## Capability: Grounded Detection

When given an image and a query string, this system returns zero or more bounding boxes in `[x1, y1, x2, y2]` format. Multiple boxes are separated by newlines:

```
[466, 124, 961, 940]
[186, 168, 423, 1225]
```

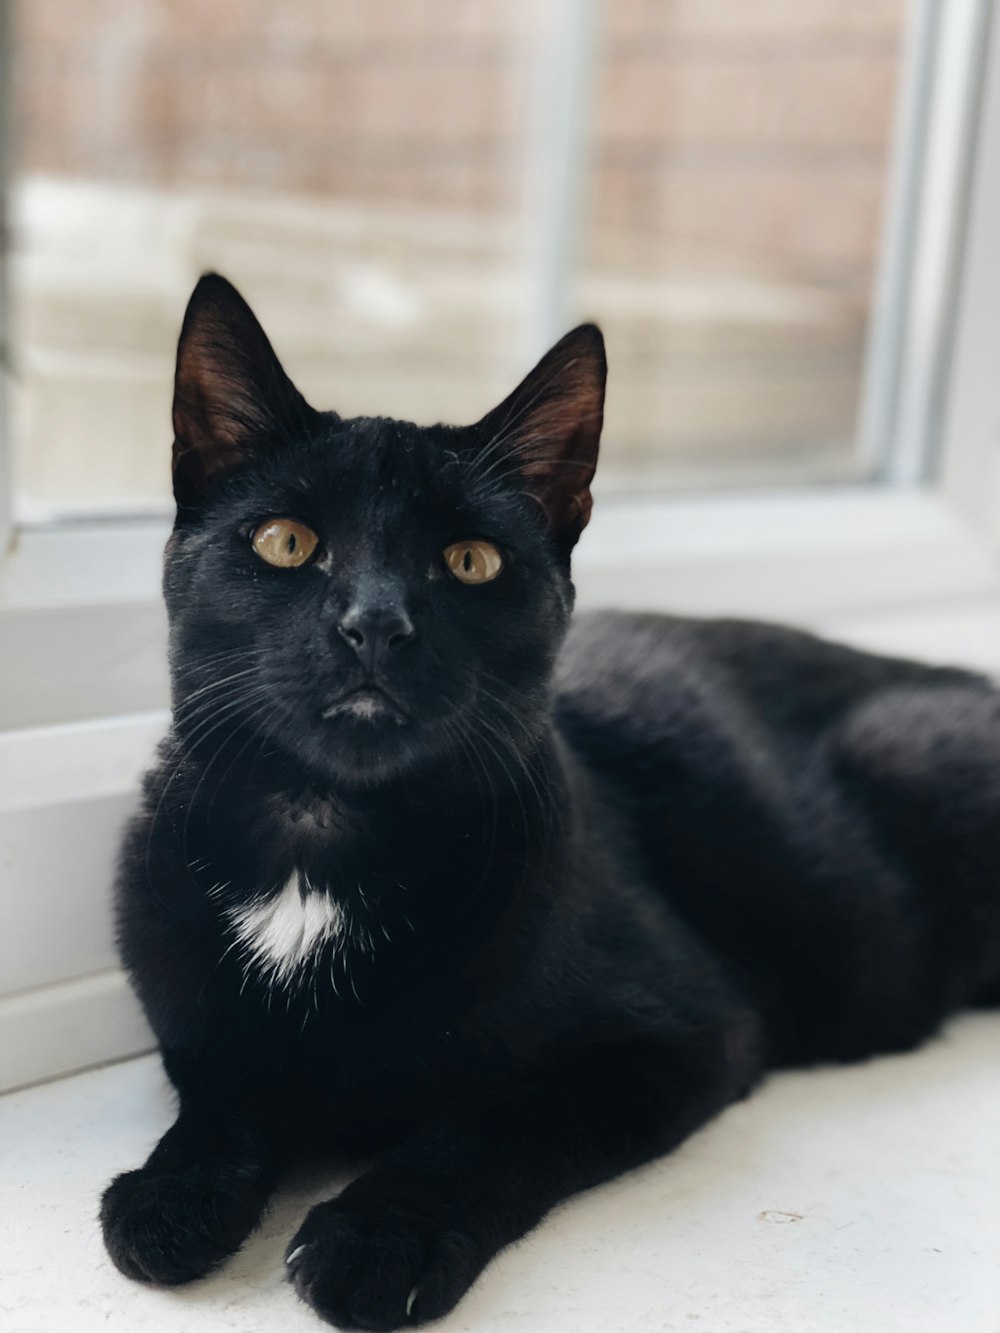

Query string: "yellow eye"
[443, 540, 504, 585]
[251, 518, 319, 568]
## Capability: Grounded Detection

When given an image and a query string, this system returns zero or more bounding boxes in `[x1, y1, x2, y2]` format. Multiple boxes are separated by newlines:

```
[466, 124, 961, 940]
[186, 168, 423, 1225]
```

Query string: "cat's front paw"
[286, 1187, 486, 1330]
[100, 1164, 266, 1285]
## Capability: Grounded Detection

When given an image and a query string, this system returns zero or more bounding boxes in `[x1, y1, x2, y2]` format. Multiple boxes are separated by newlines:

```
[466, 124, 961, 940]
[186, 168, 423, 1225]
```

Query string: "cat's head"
[164, 274, 605, 791]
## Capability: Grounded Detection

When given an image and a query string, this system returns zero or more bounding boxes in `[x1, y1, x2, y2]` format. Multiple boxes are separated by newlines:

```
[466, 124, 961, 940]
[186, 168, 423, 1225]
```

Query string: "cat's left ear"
[471, 325, 606, 555]
[171, 273, 320, 510]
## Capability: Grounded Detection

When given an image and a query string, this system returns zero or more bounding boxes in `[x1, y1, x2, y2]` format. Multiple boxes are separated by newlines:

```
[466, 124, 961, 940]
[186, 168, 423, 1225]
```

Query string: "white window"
[3, 0, 1000, 1089]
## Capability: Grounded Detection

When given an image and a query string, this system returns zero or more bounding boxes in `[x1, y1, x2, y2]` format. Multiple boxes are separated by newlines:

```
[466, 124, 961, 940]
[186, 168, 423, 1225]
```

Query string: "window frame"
[4, 0, 1000, 1092]
[3, 1, 998, 609]
[0, 0, 12, 559]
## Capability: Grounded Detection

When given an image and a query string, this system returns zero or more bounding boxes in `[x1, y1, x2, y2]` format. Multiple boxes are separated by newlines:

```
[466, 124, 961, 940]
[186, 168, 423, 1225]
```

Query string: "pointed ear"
[171, 274, 320, 509]
[472, 325, 606, 555]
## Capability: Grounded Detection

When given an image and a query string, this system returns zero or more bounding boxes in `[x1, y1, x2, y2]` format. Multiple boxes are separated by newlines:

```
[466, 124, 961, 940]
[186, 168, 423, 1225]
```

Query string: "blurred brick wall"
[10, 0, 910, 505]
[595, 0, 905, 289]
[14, 0, 906, 287]
[14, 1, 529, 215]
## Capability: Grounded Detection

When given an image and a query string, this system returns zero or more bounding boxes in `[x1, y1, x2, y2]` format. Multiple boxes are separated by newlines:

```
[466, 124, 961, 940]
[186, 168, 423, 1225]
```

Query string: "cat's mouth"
[320, 686, 409, 727]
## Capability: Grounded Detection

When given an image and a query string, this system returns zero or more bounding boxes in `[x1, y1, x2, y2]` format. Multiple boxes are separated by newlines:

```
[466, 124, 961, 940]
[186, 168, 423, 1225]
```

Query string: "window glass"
[581, 0, 908, 490]
[9, 0, 908, 517]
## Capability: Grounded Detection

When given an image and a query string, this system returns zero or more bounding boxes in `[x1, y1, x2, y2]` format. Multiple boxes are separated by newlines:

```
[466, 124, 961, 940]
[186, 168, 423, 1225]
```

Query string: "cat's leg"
[286, 1031, 756, 1330]
[101, 1098, 277, 1285]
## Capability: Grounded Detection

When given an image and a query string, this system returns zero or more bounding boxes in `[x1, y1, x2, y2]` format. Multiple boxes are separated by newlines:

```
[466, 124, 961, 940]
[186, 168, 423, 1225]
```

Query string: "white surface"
[2, 1015, 999, 1333]
[0, 971, 151, 1095]
[5, 489, 999, 621]
[0, 714, 165, 1012]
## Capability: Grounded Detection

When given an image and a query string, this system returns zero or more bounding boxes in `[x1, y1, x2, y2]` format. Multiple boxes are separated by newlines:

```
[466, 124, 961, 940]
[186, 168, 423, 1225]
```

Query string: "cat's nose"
[338, 603, 416, 670]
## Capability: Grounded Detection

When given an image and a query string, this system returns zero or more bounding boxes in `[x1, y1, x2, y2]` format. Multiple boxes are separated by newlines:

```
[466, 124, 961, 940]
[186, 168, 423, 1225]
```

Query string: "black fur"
[101, 275, 1000, 1330]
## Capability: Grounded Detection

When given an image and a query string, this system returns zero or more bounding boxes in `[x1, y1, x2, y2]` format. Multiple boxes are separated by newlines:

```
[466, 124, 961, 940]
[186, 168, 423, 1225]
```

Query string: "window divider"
[859, 0, 993, 487]
[0, 0, 13, 558]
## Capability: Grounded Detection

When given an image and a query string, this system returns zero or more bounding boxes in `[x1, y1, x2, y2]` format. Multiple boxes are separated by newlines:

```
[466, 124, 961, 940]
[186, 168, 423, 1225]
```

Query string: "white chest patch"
[227, 872, 344, 986]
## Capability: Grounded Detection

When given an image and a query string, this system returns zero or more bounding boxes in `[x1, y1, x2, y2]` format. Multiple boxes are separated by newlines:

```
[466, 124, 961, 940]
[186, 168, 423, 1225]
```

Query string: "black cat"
[101, 274, 1000, 1330]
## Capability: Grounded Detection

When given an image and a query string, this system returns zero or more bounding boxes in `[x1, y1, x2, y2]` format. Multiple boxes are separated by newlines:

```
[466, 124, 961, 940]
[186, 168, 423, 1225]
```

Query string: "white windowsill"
[2, 1014, 999, 1332]
[3, 484, 999, 622]
[4, 482, 999, 744]
[3, 480, 1000, 1093]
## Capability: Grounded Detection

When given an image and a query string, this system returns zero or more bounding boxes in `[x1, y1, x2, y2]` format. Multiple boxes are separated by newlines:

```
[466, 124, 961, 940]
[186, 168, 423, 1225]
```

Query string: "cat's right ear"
[171, 274, 320, 510]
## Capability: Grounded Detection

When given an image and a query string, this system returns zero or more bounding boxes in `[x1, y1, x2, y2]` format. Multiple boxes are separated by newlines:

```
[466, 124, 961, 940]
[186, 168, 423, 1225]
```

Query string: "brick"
[662, 0, 906, 39]
[597, 52, 900, 150]
[630, 163, 888, 276]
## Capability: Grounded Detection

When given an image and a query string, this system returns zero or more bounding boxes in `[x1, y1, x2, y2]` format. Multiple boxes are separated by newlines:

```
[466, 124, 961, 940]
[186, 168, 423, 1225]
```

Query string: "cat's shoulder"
[556, 609, 830, 691]
[553, 608, 985, 737]
[557, 607, 979, 688]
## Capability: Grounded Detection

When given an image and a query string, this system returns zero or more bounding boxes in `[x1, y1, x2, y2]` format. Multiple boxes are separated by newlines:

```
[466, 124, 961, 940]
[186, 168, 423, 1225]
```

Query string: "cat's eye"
[443, 540, 504, 585]
[251, 518, 319, 569]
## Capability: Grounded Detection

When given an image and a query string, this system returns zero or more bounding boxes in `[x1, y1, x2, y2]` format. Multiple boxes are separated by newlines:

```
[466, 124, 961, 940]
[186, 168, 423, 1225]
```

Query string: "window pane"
[9, 0, 909, 518]
[581, 0, 909, 490]
[9, 0, 543, 518]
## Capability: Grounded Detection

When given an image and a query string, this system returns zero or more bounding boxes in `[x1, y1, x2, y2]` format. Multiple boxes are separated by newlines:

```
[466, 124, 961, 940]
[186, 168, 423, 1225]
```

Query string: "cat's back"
[555, 610, 1000, 1060]
[552, 607, 992, 880]
[554, 608, 978, 770]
